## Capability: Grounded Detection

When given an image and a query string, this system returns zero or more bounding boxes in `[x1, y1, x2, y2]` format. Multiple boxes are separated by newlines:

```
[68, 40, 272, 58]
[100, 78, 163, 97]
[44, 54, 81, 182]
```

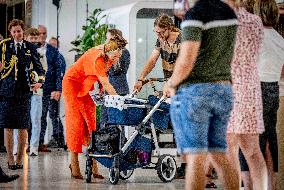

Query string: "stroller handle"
[129, 89, 138, 98]
[126, 89, 148, 104]
[141, 95, 167, 124]
[142, 78, 167, 85]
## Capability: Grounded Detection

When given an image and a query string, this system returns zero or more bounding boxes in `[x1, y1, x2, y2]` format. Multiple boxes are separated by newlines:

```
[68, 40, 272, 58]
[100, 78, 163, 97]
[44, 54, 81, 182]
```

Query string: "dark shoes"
[8, 163, 23, 170]
[0, 167, 20, 183]
[38, 145, 51, 152]
[7, 163, 17, 170]
[205, 182, 217, 188]
[176, 166, 185, 179]
[15, 164, 23, 169]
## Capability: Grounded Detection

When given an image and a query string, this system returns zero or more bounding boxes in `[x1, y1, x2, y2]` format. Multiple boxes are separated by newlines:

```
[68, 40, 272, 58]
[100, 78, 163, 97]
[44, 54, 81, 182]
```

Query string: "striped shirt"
[180, 0, 238, 85]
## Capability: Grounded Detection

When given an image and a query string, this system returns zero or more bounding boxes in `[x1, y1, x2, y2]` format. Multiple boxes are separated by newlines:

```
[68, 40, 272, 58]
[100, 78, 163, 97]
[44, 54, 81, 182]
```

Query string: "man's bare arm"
[138, 49, 160, 80]
[167, 41, 201, 87]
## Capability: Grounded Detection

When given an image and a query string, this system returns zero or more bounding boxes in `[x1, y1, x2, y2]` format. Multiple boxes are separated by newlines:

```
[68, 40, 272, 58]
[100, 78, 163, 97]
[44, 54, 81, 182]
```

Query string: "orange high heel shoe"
[93, 173, 104, 179]
[69, 164, 83, 179]
[92, 161, 104, 179]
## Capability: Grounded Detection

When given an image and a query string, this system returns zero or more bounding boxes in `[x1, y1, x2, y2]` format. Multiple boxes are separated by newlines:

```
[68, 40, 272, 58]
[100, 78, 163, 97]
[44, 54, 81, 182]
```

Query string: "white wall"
[31, 0, 176, 68]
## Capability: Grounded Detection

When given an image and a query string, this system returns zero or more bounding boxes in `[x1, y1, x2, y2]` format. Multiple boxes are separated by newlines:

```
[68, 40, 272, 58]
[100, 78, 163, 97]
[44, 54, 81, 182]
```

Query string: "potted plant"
[70, 8, 109, 61]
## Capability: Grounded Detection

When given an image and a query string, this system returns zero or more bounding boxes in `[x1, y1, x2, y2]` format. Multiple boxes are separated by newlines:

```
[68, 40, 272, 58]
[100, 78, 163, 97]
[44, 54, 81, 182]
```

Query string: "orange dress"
[62, 48, 113, 153]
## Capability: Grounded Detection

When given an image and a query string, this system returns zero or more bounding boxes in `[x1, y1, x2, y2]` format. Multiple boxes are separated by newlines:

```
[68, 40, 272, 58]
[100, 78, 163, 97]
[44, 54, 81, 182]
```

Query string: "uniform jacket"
[0, 38, 45, 98]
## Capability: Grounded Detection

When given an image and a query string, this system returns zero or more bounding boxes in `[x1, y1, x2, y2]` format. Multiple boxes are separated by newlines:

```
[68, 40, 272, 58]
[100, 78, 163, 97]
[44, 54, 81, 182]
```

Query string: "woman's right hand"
[134, 80, 143, 92]
[98, 76, 117, 95]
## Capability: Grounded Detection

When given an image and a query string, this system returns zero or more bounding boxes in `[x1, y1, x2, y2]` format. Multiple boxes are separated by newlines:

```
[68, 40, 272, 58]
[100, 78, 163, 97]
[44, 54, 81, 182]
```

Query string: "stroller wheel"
[86, 167, 92, 183]
[157, 154, 177, 182]
[85, 155, 93, 183]
[109, 167, 119, 184]
[119, 169, 134, 180]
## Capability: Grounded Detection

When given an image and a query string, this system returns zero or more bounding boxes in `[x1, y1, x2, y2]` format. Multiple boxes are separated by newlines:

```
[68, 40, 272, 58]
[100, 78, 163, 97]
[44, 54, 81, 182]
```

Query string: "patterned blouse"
[227, 7, 265, 134]
[155, 33, 181, 79]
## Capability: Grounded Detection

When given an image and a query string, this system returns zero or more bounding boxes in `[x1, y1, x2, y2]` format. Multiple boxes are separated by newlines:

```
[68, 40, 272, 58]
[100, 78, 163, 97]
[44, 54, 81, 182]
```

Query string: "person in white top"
[25, 28, 44, 156]
[240, 1, 284, 190]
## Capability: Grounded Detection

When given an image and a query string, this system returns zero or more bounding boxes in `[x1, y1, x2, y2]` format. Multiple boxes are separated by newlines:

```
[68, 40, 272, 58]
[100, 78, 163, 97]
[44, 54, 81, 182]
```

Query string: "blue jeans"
[170, 83, 233, 154]
[30, 95, 42, 148]
[39, 95, 64, 146]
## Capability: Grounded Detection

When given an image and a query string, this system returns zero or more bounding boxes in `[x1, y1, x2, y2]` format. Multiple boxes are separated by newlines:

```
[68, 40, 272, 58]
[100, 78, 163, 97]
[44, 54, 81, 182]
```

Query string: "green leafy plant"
[70, 8, 109, 54]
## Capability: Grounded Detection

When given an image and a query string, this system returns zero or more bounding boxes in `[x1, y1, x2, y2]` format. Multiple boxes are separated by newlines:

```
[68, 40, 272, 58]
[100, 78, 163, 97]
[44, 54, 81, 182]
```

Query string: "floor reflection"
[0, 150, 187, 189]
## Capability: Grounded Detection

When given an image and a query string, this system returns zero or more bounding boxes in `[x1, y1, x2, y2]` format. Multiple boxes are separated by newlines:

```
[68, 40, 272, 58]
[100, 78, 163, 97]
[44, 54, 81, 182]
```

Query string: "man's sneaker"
[29, 146, 38, 156]
[29, 152, 38, 156]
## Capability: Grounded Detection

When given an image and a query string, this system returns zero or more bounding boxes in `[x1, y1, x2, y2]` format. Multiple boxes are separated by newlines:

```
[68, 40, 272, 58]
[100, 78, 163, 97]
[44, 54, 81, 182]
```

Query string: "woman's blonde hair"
[104, 34, 127, 53]
[244, 0, 279, 26]
[107, 28, 123, 37]
[154, 13, 179, 32]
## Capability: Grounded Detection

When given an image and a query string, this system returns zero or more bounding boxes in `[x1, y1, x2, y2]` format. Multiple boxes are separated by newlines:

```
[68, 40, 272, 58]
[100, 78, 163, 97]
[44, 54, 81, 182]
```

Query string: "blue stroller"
[85, 79, 177, 184]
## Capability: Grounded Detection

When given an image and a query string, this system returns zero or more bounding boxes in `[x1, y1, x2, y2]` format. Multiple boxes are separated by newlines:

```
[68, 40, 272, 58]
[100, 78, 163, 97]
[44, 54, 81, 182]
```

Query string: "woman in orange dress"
[62, 35, 127, 179]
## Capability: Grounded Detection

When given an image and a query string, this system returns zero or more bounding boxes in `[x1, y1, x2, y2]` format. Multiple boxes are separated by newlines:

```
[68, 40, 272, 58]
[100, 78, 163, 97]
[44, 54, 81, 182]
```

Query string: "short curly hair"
[24, 28, 39, 36]
[154, 13, 176, 31]
[8, 19, 25, 31]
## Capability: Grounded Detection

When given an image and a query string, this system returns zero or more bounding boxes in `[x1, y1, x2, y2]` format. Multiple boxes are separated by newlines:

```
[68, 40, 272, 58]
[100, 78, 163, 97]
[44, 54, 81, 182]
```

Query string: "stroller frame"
[86, 81, 177, 184]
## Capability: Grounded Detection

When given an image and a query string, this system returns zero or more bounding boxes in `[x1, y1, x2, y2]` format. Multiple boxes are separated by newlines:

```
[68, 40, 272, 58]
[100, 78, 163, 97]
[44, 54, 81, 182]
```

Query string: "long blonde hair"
[243, 0, 279, 26]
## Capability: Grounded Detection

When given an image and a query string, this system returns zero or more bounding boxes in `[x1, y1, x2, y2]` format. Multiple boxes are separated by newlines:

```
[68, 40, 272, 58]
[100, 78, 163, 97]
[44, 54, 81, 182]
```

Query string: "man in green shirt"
[163, 0, 239, 189]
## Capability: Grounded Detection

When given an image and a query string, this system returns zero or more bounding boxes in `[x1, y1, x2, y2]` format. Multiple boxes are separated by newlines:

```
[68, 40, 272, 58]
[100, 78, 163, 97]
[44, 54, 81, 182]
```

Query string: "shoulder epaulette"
[0, 38, 11, 46]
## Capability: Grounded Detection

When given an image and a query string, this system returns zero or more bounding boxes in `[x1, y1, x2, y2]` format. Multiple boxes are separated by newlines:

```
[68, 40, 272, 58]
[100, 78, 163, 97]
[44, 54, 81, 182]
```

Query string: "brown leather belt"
[212, 80, 232, 85]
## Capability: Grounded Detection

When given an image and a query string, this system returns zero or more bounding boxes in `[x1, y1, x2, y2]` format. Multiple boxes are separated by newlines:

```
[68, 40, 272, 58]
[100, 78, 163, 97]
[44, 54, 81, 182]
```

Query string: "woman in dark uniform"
[0, 19, 45, 170]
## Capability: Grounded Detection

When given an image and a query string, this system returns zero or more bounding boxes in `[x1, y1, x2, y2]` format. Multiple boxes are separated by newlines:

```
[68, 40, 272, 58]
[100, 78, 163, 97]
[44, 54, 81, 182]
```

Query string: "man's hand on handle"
[133, 80, 143, 92]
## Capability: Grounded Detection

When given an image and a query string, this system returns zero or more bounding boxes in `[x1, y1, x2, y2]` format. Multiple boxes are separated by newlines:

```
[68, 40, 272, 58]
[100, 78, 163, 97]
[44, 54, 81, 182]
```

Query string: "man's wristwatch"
[138, 79, 144, 82]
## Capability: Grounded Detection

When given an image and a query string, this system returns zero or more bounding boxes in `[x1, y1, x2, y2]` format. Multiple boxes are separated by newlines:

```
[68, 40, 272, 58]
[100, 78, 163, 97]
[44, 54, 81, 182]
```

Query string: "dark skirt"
[0, 96, 31, 129]
[240, 82, 279, 172]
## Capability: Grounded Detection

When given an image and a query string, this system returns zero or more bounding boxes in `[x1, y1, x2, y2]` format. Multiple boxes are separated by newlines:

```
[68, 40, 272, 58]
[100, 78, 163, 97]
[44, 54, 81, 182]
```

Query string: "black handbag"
[93, 125, 120, 154]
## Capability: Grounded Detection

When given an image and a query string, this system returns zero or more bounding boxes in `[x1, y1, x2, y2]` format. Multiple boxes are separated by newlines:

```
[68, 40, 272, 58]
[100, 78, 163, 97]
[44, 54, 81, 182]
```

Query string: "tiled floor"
[0, 150, 221, 189]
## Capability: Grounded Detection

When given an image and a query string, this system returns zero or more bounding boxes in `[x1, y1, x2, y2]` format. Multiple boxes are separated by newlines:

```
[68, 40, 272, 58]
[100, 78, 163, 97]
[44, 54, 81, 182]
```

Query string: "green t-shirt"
[180, 0, 238, 86]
